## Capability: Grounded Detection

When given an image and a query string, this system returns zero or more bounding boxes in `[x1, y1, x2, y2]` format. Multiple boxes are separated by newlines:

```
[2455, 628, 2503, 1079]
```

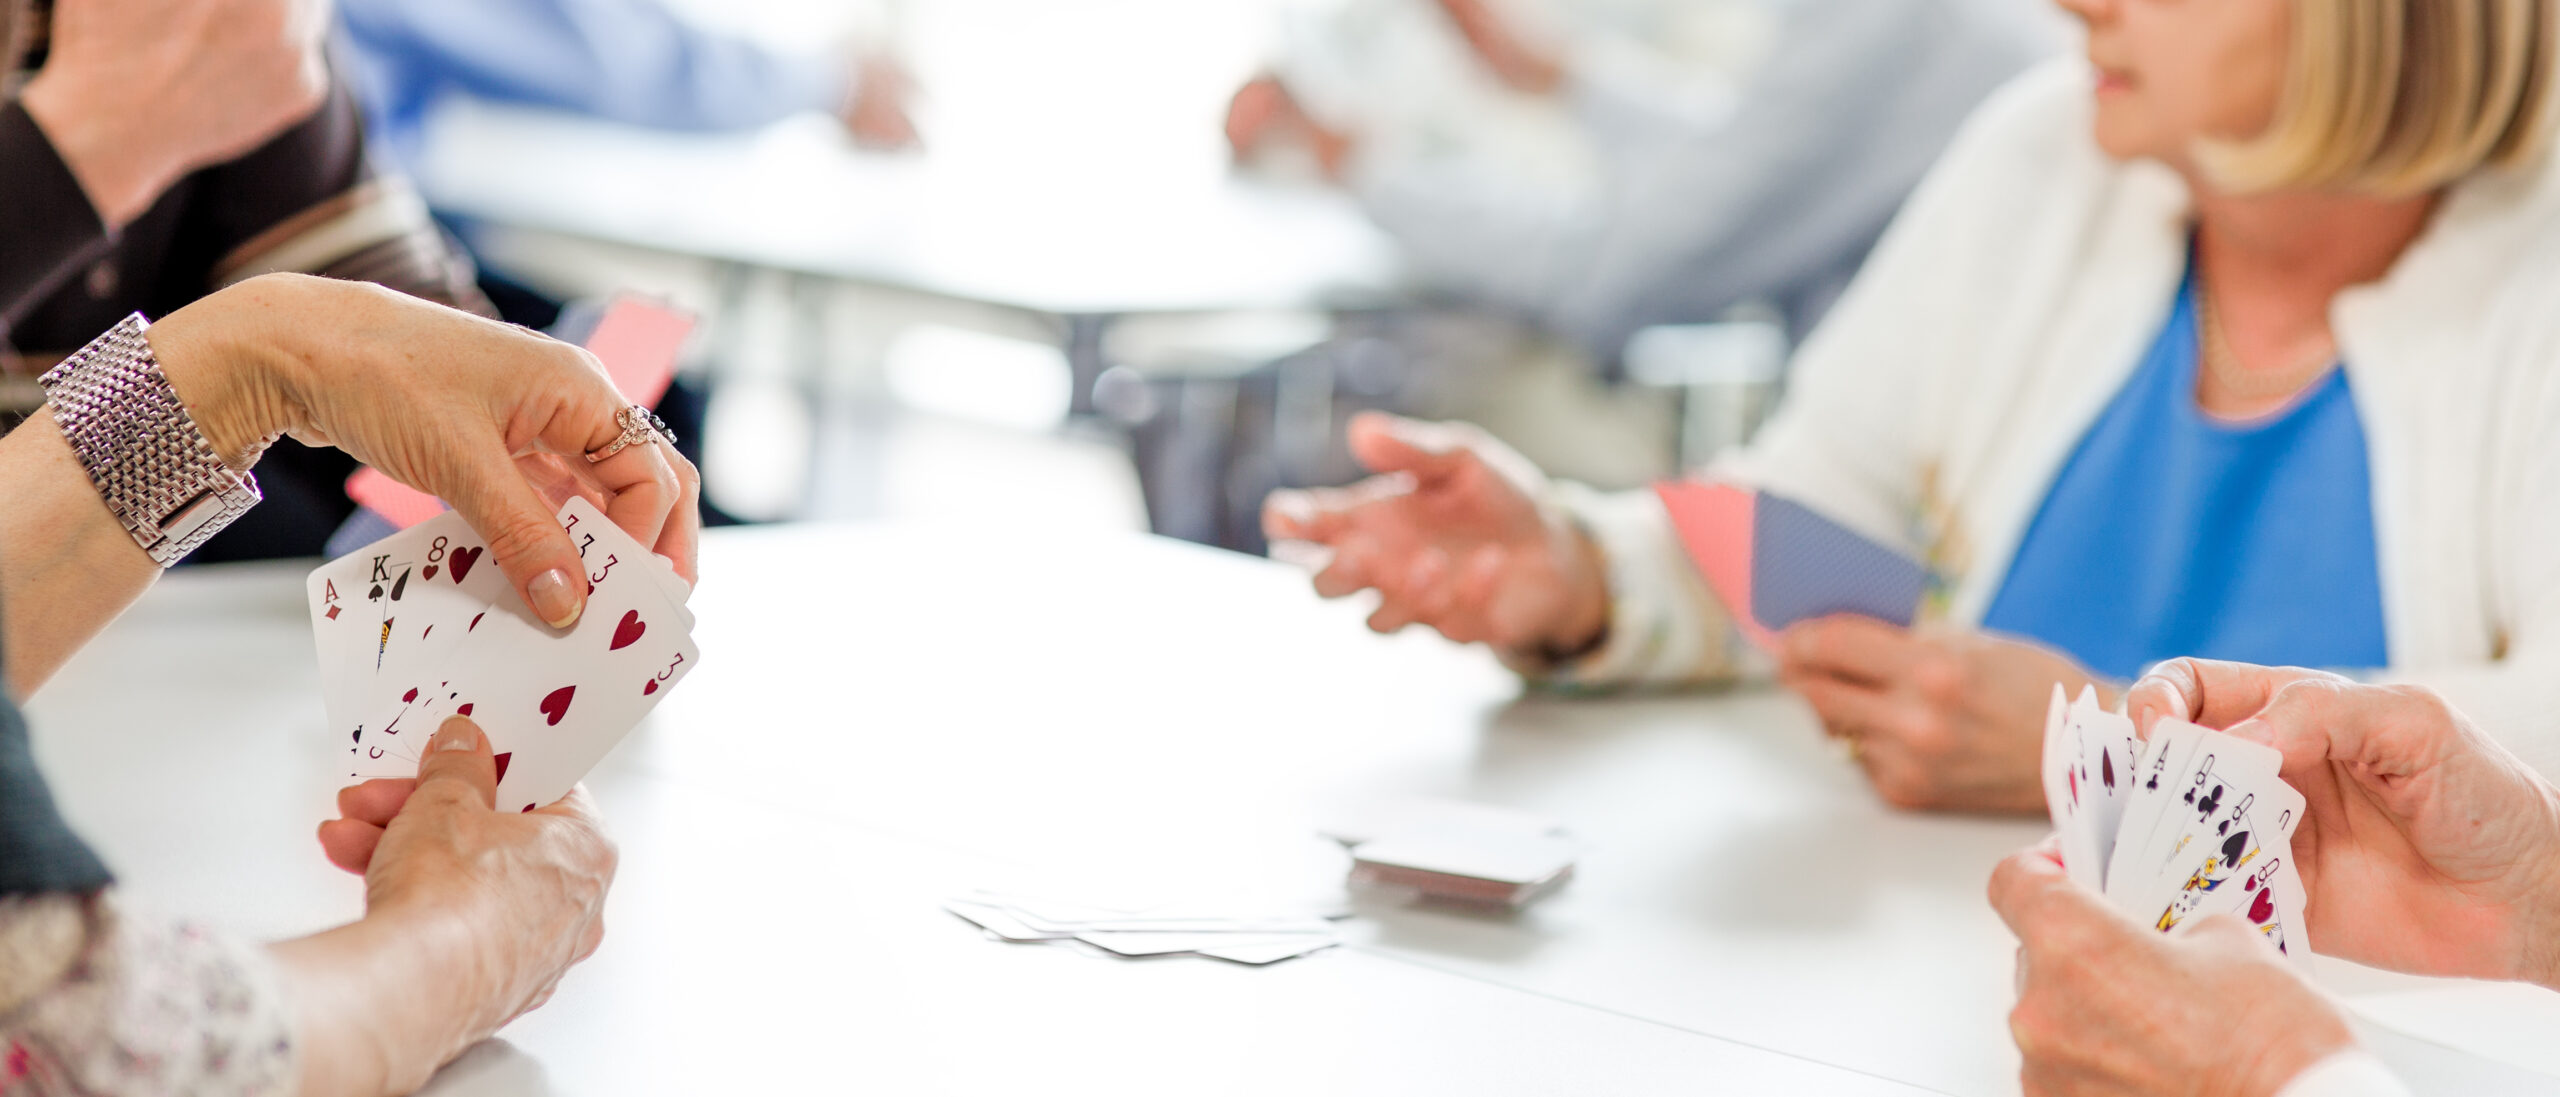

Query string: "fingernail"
[529, 568, 581, 628]
[432, 718, 479, 754]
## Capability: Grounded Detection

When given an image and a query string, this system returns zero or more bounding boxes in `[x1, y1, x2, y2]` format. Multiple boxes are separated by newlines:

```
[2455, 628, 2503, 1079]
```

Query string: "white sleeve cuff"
[1504, 483, 1751, 689]
[2274, 1051, 2414, 1097]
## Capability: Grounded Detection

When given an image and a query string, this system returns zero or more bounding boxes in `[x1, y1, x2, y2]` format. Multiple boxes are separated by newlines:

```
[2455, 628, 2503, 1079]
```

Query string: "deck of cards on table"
[308, 496, 700, 812]
[2039, 686, 2308, 959]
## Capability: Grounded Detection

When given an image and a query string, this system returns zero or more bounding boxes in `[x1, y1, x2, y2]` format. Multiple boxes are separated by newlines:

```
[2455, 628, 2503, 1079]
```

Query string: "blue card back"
[1748, 494, 1926, 631]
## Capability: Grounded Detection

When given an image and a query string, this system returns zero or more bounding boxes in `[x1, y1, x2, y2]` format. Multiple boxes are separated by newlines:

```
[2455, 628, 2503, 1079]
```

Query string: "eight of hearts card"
[308, 496, 699, 812]
[2039, 686, 2310, 963]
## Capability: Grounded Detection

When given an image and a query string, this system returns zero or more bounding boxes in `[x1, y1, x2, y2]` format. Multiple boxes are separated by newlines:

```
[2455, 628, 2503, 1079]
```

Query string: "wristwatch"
[40, 313, 262, 567]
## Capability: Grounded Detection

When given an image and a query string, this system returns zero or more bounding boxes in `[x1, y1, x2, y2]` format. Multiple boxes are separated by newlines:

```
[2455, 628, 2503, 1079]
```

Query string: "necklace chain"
[2195, 268, 2339, 404]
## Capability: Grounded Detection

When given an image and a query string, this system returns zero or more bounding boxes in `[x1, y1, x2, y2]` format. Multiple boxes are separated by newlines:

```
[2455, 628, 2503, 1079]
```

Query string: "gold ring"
[584, 406, 677, 465]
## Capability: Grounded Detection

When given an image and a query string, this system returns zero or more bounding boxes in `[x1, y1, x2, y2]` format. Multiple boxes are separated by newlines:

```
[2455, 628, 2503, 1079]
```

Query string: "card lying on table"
[945, 890, 1344, 966]
[1325, 797, 1579, 911]
[1654, 480, 1928, 651]
[307, 496, 699, 811]
[2039, 686, 2308, 962]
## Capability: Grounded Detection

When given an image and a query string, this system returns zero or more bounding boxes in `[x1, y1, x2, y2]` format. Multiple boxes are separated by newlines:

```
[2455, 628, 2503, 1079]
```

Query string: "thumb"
[2182, 912, 2282, 961]
[1346, 412, 1483, 485]
[414, 717, 499, 810]
[444, 447, 588, 629]
[1988, 841, 2112, 943]
[2122, 659, 2203, 738]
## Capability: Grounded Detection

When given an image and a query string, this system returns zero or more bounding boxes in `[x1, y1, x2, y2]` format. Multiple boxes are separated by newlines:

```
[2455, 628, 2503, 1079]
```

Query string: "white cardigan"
[1550, 59, 2560, 778]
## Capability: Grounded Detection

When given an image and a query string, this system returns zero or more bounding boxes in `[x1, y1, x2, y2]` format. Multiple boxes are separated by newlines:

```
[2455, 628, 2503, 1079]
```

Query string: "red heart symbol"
[456, 703, 474, 717]
[449, 546, 482, 583]
[2248, 887, 2276, 924]
[468, 612, 485, 632]
[493, 752, 511, 783]
[610, 610, 646, 651]
[422, 564, 439, 581]
[403, 687, 419, 703]
[643, 679, 659, 696]
[539, 686, 576, 726]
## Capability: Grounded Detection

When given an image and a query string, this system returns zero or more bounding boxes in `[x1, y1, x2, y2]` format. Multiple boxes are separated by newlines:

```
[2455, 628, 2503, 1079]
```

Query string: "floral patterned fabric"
[0, 894, 294, 1097]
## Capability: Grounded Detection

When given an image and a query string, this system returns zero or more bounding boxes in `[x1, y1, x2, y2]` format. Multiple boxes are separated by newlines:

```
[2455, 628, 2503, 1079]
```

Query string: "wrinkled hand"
[1431, 0, 1565, 94]
[841, 53, 922, 151]
[150, 274, 701, 630]
[1989, 839, 2356, 1097]
[1224, 74, 1355, 179]
[1264, 412, 1607, 655]
[19, 0, 330, 226]
[2124, 660, 2560, 985]
[320, 718, 615, 1093]
[1778, 618, 2101, 814]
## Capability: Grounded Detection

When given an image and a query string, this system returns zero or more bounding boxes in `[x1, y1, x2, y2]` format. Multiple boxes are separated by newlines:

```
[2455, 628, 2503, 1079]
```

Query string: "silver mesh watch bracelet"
[39, 313, 262, 567]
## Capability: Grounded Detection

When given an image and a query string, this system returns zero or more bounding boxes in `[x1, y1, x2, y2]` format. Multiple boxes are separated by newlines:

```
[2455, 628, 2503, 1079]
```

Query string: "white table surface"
[414, 0, 1403, 318]
[28, 524, 2560, 1095]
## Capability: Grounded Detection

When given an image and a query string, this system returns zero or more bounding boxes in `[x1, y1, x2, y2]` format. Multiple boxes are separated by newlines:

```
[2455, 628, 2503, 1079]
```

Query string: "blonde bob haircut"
[2204, 0, 2557, 197]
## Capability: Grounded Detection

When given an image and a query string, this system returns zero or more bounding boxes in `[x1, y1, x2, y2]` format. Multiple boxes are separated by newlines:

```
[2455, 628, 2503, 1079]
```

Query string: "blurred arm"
[1349, 0, 2057, 356]
[335, 0, 844, 134]
[2385, 320, 2560, 784]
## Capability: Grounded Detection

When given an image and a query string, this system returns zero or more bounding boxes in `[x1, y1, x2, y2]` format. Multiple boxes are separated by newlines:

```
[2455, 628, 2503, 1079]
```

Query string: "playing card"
[2102, 719, 2211, 901]
[2042, 686, 2139, 890]
[2230, 844, 2311, 966]
[347, 496, 699, 809]
[1072, 931, 1336, 958]
[2130, 742, 2301, 931]
[946, 890, 1346, 966]
[2122, 726, 2288, 911]
[335, 515, 516, 768]
[1193, 937, 1341, 965]
[580, 294, 693, 408]
[1748, 492, 1927, 632]
[310, 516, 505, 746]
[1655, 481, 1927, 651]
[1654, 480, 1775, 650]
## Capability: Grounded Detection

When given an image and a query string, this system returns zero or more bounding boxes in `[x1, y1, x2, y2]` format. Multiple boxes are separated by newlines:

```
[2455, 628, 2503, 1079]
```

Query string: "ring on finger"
[585, 405, 678, 465]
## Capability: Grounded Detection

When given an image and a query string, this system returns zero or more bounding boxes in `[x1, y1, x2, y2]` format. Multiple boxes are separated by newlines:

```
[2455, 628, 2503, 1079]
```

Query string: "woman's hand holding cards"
[280, 719, 615, 1097]
[1779, 620, 2105, 815]
[2127, 661, 2560, 988]
[151, 273, 701, 629]
[1989, 839, 2357, 1097]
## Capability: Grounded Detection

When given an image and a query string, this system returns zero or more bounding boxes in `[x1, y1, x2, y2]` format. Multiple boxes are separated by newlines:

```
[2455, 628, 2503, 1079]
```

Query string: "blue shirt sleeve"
[337, 0, 846, 157]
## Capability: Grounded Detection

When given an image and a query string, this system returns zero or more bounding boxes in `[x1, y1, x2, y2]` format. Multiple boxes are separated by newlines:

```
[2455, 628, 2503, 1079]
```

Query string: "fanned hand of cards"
[1654, 480, 1929, 650]
[2039, 686, 2308, 960]
[308, 496, 700, 811]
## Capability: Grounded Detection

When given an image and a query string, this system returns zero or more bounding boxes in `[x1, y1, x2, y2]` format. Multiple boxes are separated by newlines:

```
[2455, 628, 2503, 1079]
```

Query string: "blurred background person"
[1266, 0, 2560, 814]
[1204, 0, 2062, 554]
[336, 0, 920, 176]
[1228, 0, 2065, 353]
[1, 0, 494, 563]
[331, 0, 925, 529]
[1990, 658, 2560, 1096]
